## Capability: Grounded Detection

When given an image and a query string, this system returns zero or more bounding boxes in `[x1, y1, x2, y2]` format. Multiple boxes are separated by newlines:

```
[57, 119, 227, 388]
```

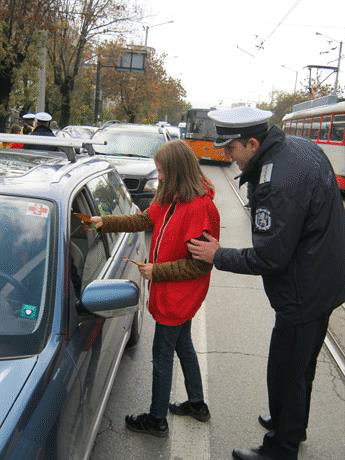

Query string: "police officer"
[28, 112, 57, 151]
[22, 112, 35, 134]
[31, 112, 55, 137]
[187, 106, 345, 460]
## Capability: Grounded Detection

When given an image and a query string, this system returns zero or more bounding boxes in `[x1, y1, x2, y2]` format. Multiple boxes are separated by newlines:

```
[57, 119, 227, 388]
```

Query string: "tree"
[258, 80, 345, 128]
[99, 43, 189, 124]
[257, 90, 309, 126]
[46, 0, 141, 128]
[0, 0, 56, 130]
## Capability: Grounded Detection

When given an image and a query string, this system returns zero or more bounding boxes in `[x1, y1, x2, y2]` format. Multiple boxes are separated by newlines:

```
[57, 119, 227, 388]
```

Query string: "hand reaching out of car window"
[90, 216, 103, 228]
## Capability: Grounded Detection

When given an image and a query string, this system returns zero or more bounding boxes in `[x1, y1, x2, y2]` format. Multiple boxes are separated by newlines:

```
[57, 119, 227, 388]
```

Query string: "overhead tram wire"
[255, 0, 304, 51]
[236, 0, 304, 60]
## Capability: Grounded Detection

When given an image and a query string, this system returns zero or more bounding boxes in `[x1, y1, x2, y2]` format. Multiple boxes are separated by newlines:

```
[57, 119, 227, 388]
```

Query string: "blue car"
[0, 134, 147, 459]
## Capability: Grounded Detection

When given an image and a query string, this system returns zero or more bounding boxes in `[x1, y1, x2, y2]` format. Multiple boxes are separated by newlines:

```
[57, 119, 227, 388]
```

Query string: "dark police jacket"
[214, 125, 345, 324]
[27, 125, 57, 151]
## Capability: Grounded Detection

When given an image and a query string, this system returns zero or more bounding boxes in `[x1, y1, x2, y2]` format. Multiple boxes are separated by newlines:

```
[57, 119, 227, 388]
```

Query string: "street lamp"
[316, 32, 343, 94]
[281, 65, 298, 93]
[144, 21, 174, 47]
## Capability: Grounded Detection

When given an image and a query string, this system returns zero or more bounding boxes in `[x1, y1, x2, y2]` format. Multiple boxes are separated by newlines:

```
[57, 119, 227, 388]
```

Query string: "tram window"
[282, 122, 290, 134]
[330, 114, 345, 142]
[296, 121, 303, 136]
[302, 120, 311, 138]
[319, 116, 331, 141]
[310, 117, 320, 140]
[290, 122, 297, 135]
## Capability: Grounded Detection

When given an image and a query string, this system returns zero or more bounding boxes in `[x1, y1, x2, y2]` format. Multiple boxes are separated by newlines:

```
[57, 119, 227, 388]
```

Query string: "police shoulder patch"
[255, 207, 272, 231]
[259, 163, 273, 184]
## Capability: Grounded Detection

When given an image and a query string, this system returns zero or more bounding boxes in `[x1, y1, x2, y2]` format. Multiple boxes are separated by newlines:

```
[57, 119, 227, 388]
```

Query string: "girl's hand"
[138, 263, 153, 280]
[90, 216, 104, 229]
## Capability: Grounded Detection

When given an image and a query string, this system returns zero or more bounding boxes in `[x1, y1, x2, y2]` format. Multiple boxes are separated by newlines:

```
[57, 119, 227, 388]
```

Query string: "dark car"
[0, 134, 147, 459]
[91, 123, 170, 210]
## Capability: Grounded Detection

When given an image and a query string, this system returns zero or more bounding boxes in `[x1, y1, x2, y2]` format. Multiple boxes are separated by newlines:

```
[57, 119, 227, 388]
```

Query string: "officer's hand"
[187, 232, 220, 264]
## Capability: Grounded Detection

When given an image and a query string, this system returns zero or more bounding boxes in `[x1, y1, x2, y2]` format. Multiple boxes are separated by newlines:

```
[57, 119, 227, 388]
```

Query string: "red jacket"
[148, 192, 220, 325]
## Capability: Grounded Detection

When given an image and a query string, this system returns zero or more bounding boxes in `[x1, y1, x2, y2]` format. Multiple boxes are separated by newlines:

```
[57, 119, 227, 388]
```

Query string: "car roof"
[62, 125, 97, 130]
[0, 134, 113, 201]
[98, 123, 167, 135]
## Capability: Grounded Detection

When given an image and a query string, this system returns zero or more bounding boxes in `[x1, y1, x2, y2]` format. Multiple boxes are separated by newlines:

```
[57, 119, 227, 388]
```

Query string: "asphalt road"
[89, 162, 345, 460]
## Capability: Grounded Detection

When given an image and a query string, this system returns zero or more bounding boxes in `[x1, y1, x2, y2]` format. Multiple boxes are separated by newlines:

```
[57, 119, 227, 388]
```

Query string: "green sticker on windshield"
[20, 305, 37, 319]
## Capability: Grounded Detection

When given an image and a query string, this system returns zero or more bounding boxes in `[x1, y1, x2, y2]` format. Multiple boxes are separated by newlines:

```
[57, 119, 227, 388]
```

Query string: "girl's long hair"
[152, 140, 214, 205]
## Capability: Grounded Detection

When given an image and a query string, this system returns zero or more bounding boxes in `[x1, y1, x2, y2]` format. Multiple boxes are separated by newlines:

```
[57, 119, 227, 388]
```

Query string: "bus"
[183, 108, 231, 164]
[282, 95, 345, 191]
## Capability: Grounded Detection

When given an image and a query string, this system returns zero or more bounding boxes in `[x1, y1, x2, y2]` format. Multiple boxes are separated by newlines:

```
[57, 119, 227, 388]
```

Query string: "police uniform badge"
[255, 207, 272, 231]
[260, 163, 273, 184]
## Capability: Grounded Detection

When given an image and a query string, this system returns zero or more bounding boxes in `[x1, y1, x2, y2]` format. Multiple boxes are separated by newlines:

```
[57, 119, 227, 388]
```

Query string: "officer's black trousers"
[262, 311, 331, 460]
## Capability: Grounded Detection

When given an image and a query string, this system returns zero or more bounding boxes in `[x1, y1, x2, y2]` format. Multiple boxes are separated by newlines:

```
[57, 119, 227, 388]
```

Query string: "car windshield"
[0, 197, 53, 337]
[92, 131, 165, 158]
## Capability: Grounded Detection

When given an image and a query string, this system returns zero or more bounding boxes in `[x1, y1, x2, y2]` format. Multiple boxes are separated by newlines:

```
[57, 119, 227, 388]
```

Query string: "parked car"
[91, 123, 170, 210]
[57, 125, 99, 139]
[156, 121, 170, 128]
[166, 125, 180, 139]
[0, 133, 147, 460]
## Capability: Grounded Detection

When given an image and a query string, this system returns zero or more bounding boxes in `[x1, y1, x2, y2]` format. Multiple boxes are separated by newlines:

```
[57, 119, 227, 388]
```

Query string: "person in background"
[0, 124, 24, 149]
[50, 120, 59, 134]
[90, 140, 220, 437]
[21, 113, 35, 134]
[28, 112, 57, 151]
[187, 106, 345, 460]
[8, 124, 24, 148]
[31, 112, 55, 137]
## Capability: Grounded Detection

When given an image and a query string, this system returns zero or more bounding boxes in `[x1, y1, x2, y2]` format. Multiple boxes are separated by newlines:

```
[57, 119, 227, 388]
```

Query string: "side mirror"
[81, 279, 139, 318]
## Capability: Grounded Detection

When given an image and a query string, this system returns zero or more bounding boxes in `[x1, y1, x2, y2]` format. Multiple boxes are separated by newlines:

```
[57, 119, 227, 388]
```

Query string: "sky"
[133, 0, 345, 108]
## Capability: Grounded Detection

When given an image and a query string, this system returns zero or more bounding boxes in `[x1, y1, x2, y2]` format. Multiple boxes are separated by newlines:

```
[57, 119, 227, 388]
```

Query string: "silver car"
[92, 123, 170, 210]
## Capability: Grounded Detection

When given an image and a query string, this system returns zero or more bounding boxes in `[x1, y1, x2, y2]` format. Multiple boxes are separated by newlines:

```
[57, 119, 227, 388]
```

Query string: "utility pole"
[334, 41, 343, 94]
[316, 32, 343, 95]
[36, 32, 47, 112]
[94, 56, 102, 125]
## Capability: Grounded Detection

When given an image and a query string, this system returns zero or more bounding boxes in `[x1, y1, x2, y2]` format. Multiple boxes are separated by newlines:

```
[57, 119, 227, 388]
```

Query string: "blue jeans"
[150, 320, 204, 419]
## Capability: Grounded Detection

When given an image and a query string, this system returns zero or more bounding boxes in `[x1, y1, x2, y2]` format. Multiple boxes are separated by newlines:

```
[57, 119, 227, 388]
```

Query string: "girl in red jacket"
[91, 140, 220, 437]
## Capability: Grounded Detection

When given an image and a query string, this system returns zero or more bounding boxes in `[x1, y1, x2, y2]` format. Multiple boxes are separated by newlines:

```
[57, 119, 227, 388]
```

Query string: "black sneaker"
[169, 401, 210, 422]
[125, 412, 169, 437]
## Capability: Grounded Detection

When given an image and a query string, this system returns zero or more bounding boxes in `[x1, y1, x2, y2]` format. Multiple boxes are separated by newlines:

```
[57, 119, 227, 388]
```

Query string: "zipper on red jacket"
[153, 201, 177, 263]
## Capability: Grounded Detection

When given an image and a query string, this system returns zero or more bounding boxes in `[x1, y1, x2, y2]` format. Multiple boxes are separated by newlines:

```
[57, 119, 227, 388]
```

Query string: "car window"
[106, 169, 132, 214]
[92, 130, 165, 157]
[70, 190, 107, 294]
[0, 197, 53, 336]
[87, 175, 124, 251]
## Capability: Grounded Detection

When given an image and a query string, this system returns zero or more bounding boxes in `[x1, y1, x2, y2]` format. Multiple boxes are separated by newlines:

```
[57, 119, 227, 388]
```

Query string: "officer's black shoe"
[258, 415, 274, 431]
[258, 415, 307, 442]
[125, 412, 169, 437]
[169, 400, 210, 422]
[232, 447, 275, 460]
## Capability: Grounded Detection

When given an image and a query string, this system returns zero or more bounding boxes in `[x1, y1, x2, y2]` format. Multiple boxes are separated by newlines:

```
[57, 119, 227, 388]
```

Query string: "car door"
[59, 172, 146, 460]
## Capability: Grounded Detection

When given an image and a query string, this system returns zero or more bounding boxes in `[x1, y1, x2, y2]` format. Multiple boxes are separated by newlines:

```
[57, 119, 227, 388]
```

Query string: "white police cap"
[22, 112, 35, 119]
[35, 112, 52, 122]
[208, 106, 273, 148]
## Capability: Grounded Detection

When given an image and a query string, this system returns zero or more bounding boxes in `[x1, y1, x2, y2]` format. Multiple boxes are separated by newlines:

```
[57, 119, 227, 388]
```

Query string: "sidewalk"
[200, 163, 345, 460]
